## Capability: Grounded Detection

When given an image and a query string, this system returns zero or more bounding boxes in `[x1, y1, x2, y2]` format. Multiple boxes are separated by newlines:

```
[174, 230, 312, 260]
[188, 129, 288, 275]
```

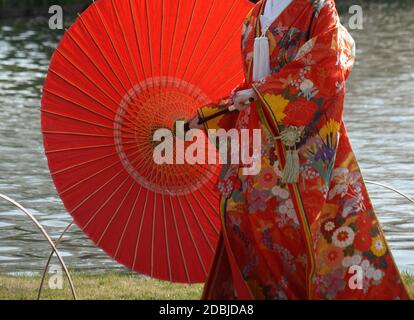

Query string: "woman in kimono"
[188, 0, 410, 300]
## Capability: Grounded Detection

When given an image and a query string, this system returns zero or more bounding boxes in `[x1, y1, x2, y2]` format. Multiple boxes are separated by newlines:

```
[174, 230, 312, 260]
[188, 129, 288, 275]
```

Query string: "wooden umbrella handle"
[183, 97, 254, 132]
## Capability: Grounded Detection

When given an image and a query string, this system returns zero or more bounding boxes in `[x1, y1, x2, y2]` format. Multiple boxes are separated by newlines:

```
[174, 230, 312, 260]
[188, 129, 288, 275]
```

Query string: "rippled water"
[0, 3, 414, 275]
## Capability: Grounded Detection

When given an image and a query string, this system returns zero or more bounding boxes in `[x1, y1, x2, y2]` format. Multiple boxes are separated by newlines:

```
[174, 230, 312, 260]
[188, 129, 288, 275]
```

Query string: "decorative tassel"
[274, 126, 302, 184]
[281, 149, 300, 184]
[253, 36, 271, 82]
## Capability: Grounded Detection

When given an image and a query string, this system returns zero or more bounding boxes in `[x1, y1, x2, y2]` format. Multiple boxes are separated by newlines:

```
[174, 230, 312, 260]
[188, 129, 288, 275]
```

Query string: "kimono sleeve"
[251, 1, 356, 147]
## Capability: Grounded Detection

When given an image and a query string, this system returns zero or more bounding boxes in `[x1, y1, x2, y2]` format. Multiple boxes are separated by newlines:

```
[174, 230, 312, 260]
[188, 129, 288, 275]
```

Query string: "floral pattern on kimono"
[199, 0, 410, 300]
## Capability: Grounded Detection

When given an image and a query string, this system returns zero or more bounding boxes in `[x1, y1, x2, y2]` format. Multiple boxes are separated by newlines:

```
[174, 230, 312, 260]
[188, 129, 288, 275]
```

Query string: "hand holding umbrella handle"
[183, 97, 255, 132]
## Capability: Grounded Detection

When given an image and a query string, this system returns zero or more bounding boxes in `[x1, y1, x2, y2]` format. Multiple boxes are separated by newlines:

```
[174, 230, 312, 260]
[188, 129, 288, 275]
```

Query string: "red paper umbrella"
[41, 0, 253, 283]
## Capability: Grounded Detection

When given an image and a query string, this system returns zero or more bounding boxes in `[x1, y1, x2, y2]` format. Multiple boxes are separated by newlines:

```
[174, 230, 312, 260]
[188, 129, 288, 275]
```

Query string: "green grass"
[0, 272, 203, 300]
[0, 272, 413, 300]
[402, 273, 414, 298]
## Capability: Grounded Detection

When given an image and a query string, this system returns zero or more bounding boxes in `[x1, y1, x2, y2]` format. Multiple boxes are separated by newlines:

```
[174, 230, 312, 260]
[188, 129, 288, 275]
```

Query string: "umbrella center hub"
[114, 76, 218, 195]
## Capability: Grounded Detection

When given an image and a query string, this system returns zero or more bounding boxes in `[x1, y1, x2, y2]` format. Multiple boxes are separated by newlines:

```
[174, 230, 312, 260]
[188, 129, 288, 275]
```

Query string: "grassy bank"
[0, 272, 203, 300]
[0, 272, 413, 300]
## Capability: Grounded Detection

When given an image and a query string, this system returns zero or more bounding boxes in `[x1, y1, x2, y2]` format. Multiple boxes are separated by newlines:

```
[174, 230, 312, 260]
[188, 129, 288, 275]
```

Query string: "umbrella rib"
[96, 181, 136, 246]
[111, 0, 141, 90]
[161, 193, 172, 281]
[179, 163, 220, 202]
[150, 193, 156, 278]
[54, 48, 140, 128]
[46, 70, 138, 132]
[64, 29, 144, 115]
[194, 163, 220, 187]
[81, 172, 133, 231]
[176, 166, 219, 242]
[191, 30, 243, 100]
[144, 0, 156, 91]
[140, 142, 173, 191]
[189, 188, 219, 235]
[168, 194, 191, 283]
[158, 137, 216, 176]
[203, 62, 244, 97]
[71, 152, 142, 216]
[172, 0, 198, 81]
[60, 148, 141, 195]
[158, 158, 221, 237]
[183, 194, 215, 252]
[186, 0, 238, 86]
[50, 145, 137, 176]
[166, 0, 181, 79]
[129, 0, 149, 84]
[135, 139, 173, 187]
[42, 131, 135, 140]
[46, 141, 136, 155]
[132, 188, 150, 270]
[196, 186, 221, 216]
[41, 108, 135, 136]
[178, 0, 216, 87]
[114, 184, 142, 260]
[44, 88, 138, 136]
[155, 140, 220, 200]
[44, 84, 116, 124]
[161, 154, 220, 204]
[42, 92, 136, 136]
[93, 2, 136, 93]
[176, 195, 207, 278]
[159, 0, 164, 86]
[77, 13, 143, 115]
[131, 143, 157, 162]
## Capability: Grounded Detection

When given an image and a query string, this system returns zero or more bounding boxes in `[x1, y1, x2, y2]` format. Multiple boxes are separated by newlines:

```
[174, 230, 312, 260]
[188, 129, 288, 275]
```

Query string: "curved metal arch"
[365, 180, 414, 205]
[37, 221, 74, 300]
[0, 194, 77, 300]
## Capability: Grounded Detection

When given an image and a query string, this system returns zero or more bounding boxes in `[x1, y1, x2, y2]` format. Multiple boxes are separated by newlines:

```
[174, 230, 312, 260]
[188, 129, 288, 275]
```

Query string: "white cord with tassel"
[275, 126, 303, 184]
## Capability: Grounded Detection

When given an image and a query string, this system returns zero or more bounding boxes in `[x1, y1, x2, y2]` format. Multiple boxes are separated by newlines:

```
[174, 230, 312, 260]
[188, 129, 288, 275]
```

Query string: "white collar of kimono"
[260, 0, 293, 35]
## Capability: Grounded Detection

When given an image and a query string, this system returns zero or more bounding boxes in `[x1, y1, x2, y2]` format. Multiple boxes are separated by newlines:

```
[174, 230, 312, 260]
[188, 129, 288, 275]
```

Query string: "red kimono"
[198, 0, 410, 300]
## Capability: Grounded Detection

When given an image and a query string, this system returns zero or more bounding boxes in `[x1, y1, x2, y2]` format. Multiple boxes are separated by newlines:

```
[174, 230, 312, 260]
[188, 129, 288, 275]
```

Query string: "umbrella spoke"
[96, 181, 136, 246]
[176, 196, 207, 278]
[160, 193, 172, 281]
[191, 23, 243, 98]
[45, 141, 136, 155]
[41, 108, 135, 136]
[71, 152, 143, 214]
[50, 145, 137, 176]
[171, 0, 198, 81]
[64, 29, 147, 115]
[177, 0, 216, 88]
[111, 0, 148, 99]
[167, 194, 190, 282]
[82, 175, 134, 232]
[60, 148, 141, 195]
[46, 70, 139, 132]
[187, 0, 238, 88]
[43, 88, 137, 135]
[77, 13, 143, 116]
[132, 188, 150, 270]
[42, 131, 135, 140]
[114, 185, 143, 260]
[54, 47, 142, 128]
[93, 2, 137, 96]
[129, 0, 151, 93]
